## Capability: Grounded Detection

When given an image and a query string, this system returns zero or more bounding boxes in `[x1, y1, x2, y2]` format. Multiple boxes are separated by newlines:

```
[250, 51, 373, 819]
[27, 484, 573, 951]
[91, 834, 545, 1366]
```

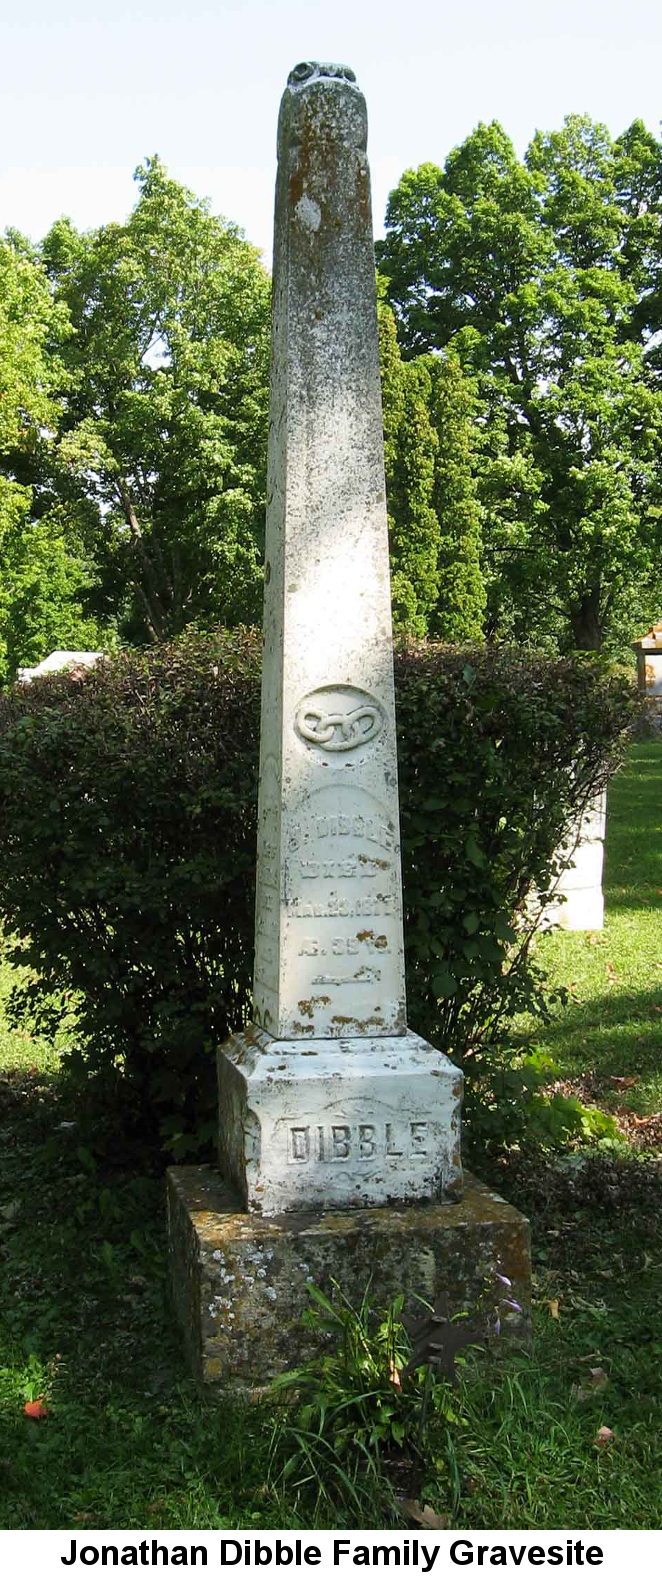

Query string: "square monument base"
[166, 1166, 531, 1391]
[217, 1026, 463, 1215]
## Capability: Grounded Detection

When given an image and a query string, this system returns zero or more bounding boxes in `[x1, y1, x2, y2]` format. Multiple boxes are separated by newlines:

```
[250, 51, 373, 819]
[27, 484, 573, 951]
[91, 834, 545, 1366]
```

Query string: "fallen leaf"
[545, 1298, 560, 1320]
[589, 1367, 609, 1387]
[572, 1367, 609, 1402]
[398, 1499, 447, 1528]
[23, 1400, 49, 1420]
[594, 1425, 614, 1448]
[609, 1075, 637, 1089]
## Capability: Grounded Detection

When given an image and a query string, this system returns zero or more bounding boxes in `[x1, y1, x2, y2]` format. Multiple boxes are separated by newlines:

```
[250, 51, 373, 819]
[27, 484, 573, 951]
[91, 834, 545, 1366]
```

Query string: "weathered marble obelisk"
[166, 62, 531, 1390]
[216, 60, 462, 1216]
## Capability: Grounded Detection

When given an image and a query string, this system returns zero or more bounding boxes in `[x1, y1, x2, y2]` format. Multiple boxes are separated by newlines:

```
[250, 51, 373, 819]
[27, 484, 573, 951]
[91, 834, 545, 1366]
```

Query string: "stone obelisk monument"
[167, 62, 531, 1389]
[217, 60, 462, 1216]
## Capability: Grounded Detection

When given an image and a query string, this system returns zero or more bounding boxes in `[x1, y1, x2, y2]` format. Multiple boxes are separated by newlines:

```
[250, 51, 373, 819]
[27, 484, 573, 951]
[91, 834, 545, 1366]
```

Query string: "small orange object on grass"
[24, 1399, 49, 1420]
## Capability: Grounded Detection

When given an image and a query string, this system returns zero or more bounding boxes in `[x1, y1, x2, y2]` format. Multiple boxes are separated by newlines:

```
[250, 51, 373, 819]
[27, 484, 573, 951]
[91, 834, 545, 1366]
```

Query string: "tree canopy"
[0, 158, 485, 676]
[0, 236, 103, 680]
[41, 156, 272, 644]
[377, 115, 662, 651]
[3, 118, 662, 673]
[378, 286, 485, 639]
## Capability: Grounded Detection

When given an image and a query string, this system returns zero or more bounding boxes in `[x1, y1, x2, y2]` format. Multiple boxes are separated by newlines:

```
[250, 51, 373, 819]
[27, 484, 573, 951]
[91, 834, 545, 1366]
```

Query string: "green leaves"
[378, 297, 485, 641]
[0, 238, 101, 681]
[378, 114, 662, 655]
[395, 640, 638, 1147]
[38, 158, 271, 648]
[268, 1280, 457, 1523]
[0, 635, 639, 1156]
[465, 834, 486, 868]
[432, 969, 459, 999]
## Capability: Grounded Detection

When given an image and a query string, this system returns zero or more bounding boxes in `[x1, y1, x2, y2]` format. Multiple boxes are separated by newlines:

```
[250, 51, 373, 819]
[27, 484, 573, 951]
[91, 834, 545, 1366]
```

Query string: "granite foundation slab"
[167, 1166, 531, 1391]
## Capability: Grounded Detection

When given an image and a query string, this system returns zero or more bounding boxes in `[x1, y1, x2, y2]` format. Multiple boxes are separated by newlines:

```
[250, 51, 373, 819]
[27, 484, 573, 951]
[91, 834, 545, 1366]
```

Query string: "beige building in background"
[633, 621, 662, 729]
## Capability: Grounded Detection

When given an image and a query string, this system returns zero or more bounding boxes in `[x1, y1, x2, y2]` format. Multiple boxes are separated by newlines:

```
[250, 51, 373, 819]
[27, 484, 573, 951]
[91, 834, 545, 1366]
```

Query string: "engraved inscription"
[293, 891, 394, 919]
[298, 934, 389, 959]
[287, 1119, 430, 1165]
[294, 685, 384, 753]
[311, 965, 381, 986]
[284, 782, 405, 1031]
[289, 1126, 310, 1162]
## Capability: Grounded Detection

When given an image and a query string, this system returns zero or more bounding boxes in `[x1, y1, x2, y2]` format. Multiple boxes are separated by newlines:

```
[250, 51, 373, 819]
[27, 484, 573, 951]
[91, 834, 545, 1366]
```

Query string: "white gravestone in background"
[17, 650, 104, 684]
[540, 790, 607, 932]
[216, 61, 462, 1218]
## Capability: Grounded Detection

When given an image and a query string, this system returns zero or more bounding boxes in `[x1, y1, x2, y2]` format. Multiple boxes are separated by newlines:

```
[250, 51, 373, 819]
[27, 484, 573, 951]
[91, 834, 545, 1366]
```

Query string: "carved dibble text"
[287, 1119, 429, 1163]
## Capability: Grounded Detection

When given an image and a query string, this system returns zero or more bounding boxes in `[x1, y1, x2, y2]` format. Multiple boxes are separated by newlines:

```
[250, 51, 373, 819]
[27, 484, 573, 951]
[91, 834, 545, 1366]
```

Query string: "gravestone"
[167, 62, 531, 1390]
[537, 791, 607, 933]
[217, 58, 461, 1217]
[17, 649, 105, 684]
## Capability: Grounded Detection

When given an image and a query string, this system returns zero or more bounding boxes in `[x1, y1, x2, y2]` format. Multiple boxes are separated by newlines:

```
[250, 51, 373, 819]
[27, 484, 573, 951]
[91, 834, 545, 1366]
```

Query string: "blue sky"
[2, 0, 661, 262]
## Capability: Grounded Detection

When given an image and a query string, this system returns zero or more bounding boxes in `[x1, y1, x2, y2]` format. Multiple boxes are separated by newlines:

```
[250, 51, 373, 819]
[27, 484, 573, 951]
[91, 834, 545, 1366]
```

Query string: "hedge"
[0, 630, 638, 1153]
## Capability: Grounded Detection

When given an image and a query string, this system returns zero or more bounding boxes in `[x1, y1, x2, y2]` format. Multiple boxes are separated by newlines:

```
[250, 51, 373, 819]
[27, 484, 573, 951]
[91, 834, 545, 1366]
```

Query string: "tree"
[378, 290, 485, 640]
[0, 236, 103, 681]
[41, 157, 272, 643]
[425, 352, 485, 642]
[378, 294, 440, 634]
[377, 117, 662, 652]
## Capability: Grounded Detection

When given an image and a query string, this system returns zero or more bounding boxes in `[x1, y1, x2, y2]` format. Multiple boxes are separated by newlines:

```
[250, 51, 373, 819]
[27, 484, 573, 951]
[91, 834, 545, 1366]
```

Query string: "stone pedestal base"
[166, 1166, 531, 1391]
[217, 1025, 463, 1215]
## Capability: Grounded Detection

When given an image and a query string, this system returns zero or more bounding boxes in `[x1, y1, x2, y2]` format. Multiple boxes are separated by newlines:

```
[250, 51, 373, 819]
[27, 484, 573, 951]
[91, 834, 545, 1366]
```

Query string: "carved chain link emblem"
[295, 687, 384, 752]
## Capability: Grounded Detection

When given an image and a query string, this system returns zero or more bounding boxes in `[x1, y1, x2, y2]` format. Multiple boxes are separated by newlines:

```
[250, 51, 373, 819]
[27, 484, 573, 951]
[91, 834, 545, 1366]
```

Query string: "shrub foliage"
[0, 632, 637, 1152]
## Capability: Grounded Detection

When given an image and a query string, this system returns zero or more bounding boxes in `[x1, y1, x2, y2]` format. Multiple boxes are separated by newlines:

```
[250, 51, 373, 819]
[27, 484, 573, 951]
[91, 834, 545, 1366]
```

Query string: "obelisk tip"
[278, 60, 367, 159]
[287, 61, 358, 88]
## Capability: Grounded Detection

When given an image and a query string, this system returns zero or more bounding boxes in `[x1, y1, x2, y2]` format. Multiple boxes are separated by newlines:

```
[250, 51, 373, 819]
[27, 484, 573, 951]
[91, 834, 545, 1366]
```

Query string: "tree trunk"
[568, 587, 604, 650]
[116, 476, 172, 641]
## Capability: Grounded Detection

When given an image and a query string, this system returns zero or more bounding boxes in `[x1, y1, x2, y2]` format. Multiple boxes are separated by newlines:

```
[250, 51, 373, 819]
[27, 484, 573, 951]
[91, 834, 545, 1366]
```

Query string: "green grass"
[0, 1069, 286, 1530]
[449, 1160, 662, 1527]
[1, 743, 662, 1529]
[0, 947, 61, 1073]
[526, 740, 662, 1122]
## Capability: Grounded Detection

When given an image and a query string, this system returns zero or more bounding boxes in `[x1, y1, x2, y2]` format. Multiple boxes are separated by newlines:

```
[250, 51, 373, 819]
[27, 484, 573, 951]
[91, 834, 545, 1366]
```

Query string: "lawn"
[0, 742, 661, 1530]
[527, 739, 662, 1141]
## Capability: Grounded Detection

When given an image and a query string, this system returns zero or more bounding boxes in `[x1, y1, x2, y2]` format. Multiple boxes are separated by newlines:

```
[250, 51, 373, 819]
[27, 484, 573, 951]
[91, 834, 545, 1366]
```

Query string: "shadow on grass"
[602, 741, 662, 910]
[0, 1069, 285, 1532]
[533, 984, 662, 1088]
[603, 856, 662, 911]
[3, 1068, 662, 1530]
